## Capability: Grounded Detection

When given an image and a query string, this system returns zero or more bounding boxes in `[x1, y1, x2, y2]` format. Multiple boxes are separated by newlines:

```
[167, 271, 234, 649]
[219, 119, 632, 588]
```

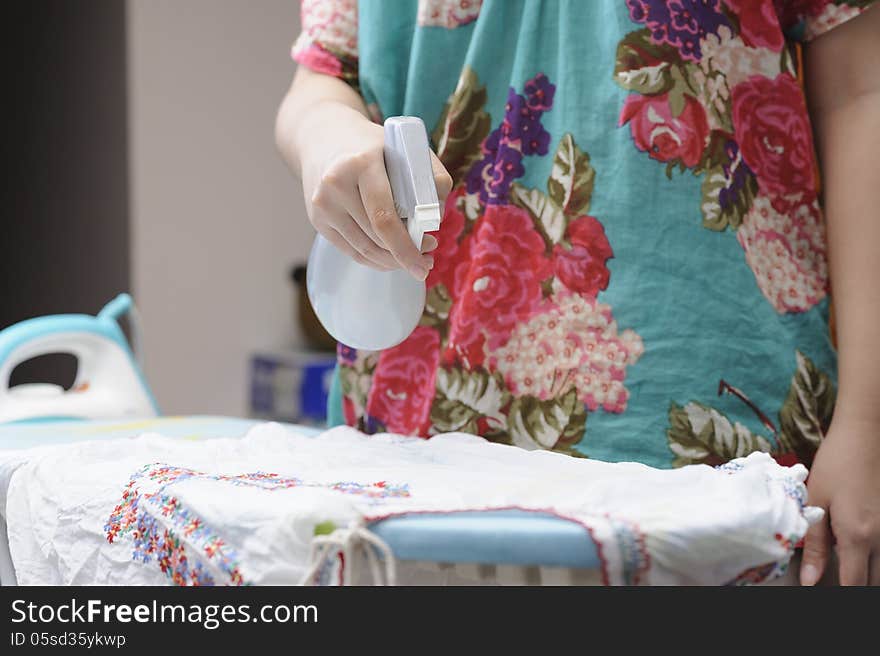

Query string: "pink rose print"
[737, 193, 828, 313]
[773, 0, 828, 25]
[725, 0, 785, 51]
[491, 292, 644, 413]
[426, 188, 473, 300]
[342, 396, 357, 425]
[732, 74, 816, 198]
[619, 92, 710, 168]
[800, 2, 864, 41]
[417, 0, 483, 28]
[293, 44, 344, 77]
[446, 204, 552, 369]
[298, 0, 357, 54]
[366, 326, 441, 436]
[292, 0, 358, 76]
[444, 327, 486, 370]
[553, 216, 614, 297]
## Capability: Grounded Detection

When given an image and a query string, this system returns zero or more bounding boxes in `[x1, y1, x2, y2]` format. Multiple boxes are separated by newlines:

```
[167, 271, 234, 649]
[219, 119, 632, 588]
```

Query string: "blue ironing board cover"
[0, 416, 599, 569]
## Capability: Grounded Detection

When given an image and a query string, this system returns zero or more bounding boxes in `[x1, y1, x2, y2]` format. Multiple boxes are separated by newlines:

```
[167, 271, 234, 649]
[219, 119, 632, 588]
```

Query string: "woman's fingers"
[311, 177, 398, 269]
[333, 215, 400, 269]
[309, 144, 447, 274]
[336, 172, 440, 256]
[320, 225, 396, 271]
[800, 515, 831, 585]
[422, 234, 438, 252]
[313, 161, 391, 253]
[334, 194, 438, 259]
[338, 187, 389, 251]
[837, 542, 870, 585]
[318, 227, 374, 268]
[359, 161, 432, 280]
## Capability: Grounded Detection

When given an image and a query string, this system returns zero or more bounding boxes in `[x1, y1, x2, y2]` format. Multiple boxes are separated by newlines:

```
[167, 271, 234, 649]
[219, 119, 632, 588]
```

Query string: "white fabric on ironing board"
[4, 423, 820, 586]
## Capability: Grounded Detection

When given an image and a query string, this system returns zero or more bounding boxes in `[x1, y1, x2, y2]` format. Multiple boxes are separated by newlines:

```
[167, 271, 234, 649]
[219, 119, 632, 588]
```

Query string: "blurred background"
[2, 0, 333, 421]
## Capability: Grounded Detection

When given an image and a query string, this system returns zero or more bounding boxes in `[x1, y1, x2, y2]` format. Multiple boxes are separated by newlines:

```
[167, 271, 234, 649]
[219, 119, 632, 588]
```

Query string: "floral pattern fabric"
[291, 0, 358, 83]
[614, 0, 853, 314]
[348, 70, 645, 454]
[293, 0, 874, 468]
[418, 0, 483, 27]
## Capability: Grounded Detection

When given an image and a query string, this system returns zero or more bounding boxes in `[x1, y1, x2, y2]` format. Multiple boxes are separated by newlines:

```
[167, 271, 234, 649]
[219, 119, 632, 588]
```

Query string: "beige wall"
[128, 0, 312, 415]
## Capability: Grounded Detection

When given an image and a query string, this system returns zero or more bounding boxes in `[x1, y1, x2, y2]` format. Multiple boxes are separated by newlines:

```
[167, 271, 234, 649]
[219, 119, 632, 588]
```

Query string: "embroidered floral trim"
[725, 560, 780, 585]
[773, 472, 809, 512]
[132, 503, 225, 586]
[724, 531, 802, 585]
[715, 460, 745, 474]
[606, 516, 651, 585]
[310, 552, 344, 586]
[105, 464, 410, 586]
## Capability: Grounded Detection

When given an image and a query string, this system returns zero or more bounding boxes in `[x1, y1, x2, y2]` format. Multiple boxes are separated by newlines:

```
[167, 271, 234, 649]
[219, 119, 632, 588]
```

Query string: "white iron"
[0, 294, 159, 423]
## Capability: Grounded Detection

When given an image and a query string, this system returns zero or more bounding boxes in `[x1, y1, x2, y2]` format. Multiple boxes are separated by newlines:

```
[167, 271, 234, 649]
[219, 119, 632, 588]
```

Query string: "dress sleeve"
[291, 0, 359, 87]
[777, 0, 876, 42]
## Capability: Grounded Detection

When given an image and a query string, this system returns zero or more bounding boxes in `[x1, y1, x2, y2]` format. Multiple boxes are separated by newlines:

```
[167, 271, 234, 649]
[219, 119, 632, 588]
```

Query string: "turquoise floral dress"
[292, 0, 875, 468]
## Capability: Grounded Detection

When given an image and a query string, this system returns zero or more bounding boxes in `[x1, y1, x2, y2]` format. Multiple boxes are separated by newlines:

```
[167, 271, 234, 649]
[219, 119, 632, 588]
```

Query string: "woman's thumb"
[799, 515, 831, 586]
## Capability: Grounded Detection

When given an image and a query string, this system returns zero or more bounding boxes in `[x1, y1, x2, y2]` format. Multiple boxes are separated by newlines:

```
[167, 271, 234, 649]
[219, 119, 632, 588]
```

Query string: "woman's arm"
[801, 7, 880, 585]
[276, 67, 370, 179]
[275, 67, 450, 278]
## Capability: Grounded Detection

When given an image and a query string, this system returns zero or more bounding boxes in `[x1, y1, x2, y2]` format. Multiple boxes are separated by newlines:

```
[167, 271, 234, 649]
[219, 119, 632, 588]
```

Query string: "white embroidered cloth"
[3, 423, 821, 585]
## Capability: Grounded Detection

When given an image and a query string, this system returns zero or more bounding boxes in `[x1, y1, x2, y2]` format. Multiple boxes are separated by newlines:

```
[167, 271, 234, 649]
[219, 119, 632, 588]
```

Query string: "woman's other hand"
[801, 418, 880, 585]
[802, 6, 880, 585]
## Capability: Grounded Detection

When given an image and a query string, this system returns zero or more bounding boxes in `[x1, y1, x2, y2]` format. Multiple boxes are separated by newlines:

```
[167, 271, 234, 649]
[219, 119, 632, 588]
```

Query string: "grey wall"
[2, 1, 130, 385]
[1, 1, 311, 411]
[128, 0, 313, 415]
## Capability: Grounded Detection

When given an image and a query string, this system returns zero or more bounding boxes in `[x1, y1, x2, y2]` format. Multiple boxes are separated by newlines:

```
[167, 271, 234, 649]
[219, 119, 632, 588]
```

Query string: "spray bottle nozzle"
[383, 117, 441, 249]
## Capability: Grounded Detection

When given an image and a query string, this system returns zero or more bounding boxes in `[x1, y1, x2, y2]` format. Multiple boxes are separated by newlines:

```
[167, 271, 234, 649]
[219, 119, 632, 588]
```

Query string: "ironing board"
[0, 416, 600, 582]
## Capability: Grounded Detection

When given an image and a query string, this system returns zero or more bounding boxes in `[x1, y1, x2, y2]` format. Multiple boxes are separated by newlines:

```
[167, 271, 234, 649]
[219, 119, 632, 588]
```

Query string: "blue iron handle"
[0, 295, 132, 359]
[97, 293, 134, 322]
[0, 295, 139, 394]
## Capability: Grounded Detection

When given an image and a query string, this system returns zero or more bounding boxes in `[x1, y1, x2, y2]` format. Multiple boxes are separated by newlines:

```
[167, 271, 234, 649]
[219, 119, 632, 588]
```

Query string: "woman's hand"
[276, 68, 452, 280]
[801, 7, 880, 586]
[299, 103, 451, 278]
[800, 416, 880, 585]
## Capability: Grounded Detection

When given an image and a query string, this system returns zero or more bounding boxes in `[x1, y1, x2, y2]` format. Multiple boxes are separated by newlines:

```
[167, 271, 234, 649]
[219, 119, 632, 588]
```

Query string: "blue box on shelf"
[249, 349, 336, 425]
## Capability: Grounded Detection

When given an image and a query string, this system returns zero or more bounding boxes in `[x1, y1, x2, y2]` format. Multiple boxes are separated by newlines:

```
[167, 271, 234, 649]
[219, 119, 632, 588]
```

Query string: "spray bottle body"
[306, 237, 426, 350]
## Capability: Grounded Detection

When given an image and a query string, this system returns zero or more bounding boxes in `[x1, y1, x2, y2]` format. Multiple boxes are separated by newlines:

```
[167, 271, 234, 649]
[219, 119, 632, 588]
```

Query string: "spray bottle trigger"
[383, 116, 442, 250]
[408, 203, 442, 250]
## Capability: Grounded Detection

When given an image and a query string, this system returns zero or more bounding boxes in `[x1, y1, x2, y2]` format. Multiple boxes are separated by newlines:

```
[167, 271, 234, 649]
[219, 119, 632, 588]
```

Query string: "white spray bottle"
[306, 116, 442, 351]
